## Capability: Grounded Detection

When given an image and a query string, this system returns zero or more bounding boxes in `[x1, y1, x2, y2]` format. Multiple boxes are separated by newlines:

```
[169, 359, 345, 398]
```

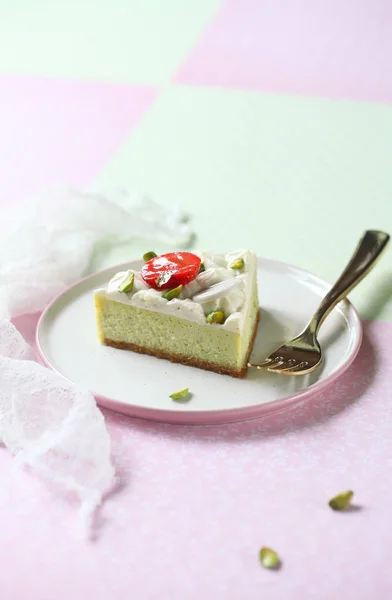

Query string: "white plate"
[36, 258, 362, 425]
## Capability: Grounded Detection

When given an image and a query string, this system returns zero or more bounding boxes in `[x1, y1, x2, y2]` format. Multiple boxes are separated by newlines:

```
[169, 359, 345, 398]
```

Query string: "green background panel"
[0, 0, 221, 84]
[96, 86, 392, 320]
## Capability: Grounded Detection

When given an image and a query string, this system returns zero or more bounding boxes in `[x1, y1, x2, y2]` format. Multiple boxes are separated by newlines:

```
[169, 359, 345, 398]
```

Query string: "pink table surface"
[1, 318, 391, 599]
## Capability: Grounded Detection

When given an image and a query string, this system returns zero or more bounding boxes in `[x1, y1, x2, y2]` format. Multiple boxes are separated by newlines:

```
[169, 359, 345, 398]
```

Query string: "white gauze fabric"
[0, 186, 194, 522]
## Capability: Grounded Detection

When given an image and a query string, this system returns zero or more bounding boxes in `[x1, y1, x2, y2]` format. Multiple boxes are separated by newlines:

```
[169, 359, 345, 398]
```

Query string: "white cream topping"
[95, 250, 256, 332]
[107, 270, 149, 294]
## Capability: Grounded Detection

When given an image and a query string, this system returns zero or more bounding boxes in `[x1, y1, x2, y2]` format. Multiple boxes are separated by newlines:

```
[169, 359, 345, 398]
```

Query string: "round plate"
[36, 258, 362, 425]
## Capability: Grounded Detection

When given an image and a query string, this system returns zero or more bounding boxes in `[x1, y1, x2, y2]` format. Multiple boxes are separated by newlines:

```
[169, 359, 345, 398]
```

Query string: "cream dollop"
[96, 250, 256, 332]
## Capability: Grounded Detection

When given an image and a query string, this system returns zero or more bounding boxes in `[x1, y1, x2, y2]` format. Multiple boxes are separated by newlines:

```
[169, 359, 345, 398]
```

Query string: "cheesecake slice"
[94, 250, 259, 377]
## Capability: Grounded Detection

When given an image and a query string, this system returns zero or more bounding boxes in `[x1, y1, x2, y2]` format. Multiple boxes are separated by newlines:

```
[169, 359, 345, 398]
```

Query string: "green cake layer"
[94, 250, 260, 377]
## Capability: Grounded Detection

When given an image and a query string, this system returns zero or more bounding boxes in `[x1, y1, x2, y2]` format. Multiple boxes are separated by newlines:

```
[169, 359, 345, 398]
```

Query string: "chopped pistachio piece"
[162, 284, 183, 300]
[206, 310, 225, 324]
[170, 388, 190, 401]
[328, 490, 354, 511]
[118, 272, 134, 293]
[198, 262, 205, 274]
[259, 547, 280, 569]
[143, 250, 157, 262]
[230, 258, 244, 270]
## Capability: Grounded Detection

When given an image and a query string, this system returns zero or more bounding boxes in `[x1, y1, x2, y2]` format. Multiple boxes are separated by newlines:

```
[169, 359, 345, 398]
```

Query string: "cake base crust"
[103, 310, 260, 378]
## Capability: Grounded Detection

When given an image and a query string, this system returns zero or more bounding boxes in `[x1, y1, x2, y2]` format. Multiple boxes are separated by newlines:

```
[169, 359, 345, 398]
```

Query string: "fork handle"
[309, 230, 390, 334]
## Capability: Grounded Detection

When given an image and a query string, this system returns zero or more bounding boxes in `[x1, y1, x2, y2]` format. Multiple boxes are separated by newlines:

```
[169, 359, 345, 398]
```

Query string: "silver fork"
[249, 230, 390, 376]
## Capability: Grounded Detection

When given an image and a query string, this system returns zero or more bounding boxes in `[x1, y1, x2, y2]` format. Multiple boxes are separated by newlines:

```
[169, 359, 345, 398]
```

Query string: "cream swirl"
[96, 249, 256, 333]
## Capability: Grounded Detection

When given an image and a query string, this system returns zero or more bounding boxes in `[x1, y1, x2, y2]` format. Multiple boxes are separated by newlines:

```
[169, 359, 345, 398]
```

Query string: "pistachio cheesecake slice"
[94, 250, 260, 377]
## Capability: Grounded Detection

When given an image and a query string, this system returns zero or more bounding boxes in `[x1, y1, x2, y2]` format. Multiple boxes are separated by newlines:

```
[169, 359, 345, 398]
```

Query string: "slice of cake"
[94, 250, 259, 377]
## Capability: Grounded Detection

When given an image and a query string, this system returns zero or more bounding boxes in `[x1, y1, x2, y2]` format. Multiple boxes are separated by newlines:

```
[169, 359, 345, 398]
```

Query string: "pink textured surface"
[1, 319, 392, 599]
[177, 0, 392, 102]
[0, 76, 157, 205]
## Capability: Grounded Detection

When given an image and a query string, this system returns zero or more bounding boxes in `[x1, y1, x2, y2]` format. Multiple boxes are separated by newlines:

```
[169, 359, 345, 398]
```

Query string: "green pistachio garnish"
[162, 284, 183, 300]
[230, 258, 244, 270]
[259, 547, 280, 569]
[198, 262, 205, 274]
[328, 490, 354, 511]
[170, 388, 190, 401]
[143, 251, 157, 262]
[206, 310, 225, 324]
[118, 272, 134, 293]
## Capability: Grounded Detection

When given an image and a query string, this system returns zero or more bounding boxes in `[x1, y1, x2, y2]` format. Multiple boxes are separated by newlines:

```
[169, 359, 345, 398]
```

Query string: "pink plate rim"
[35, 256, 363, 425]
